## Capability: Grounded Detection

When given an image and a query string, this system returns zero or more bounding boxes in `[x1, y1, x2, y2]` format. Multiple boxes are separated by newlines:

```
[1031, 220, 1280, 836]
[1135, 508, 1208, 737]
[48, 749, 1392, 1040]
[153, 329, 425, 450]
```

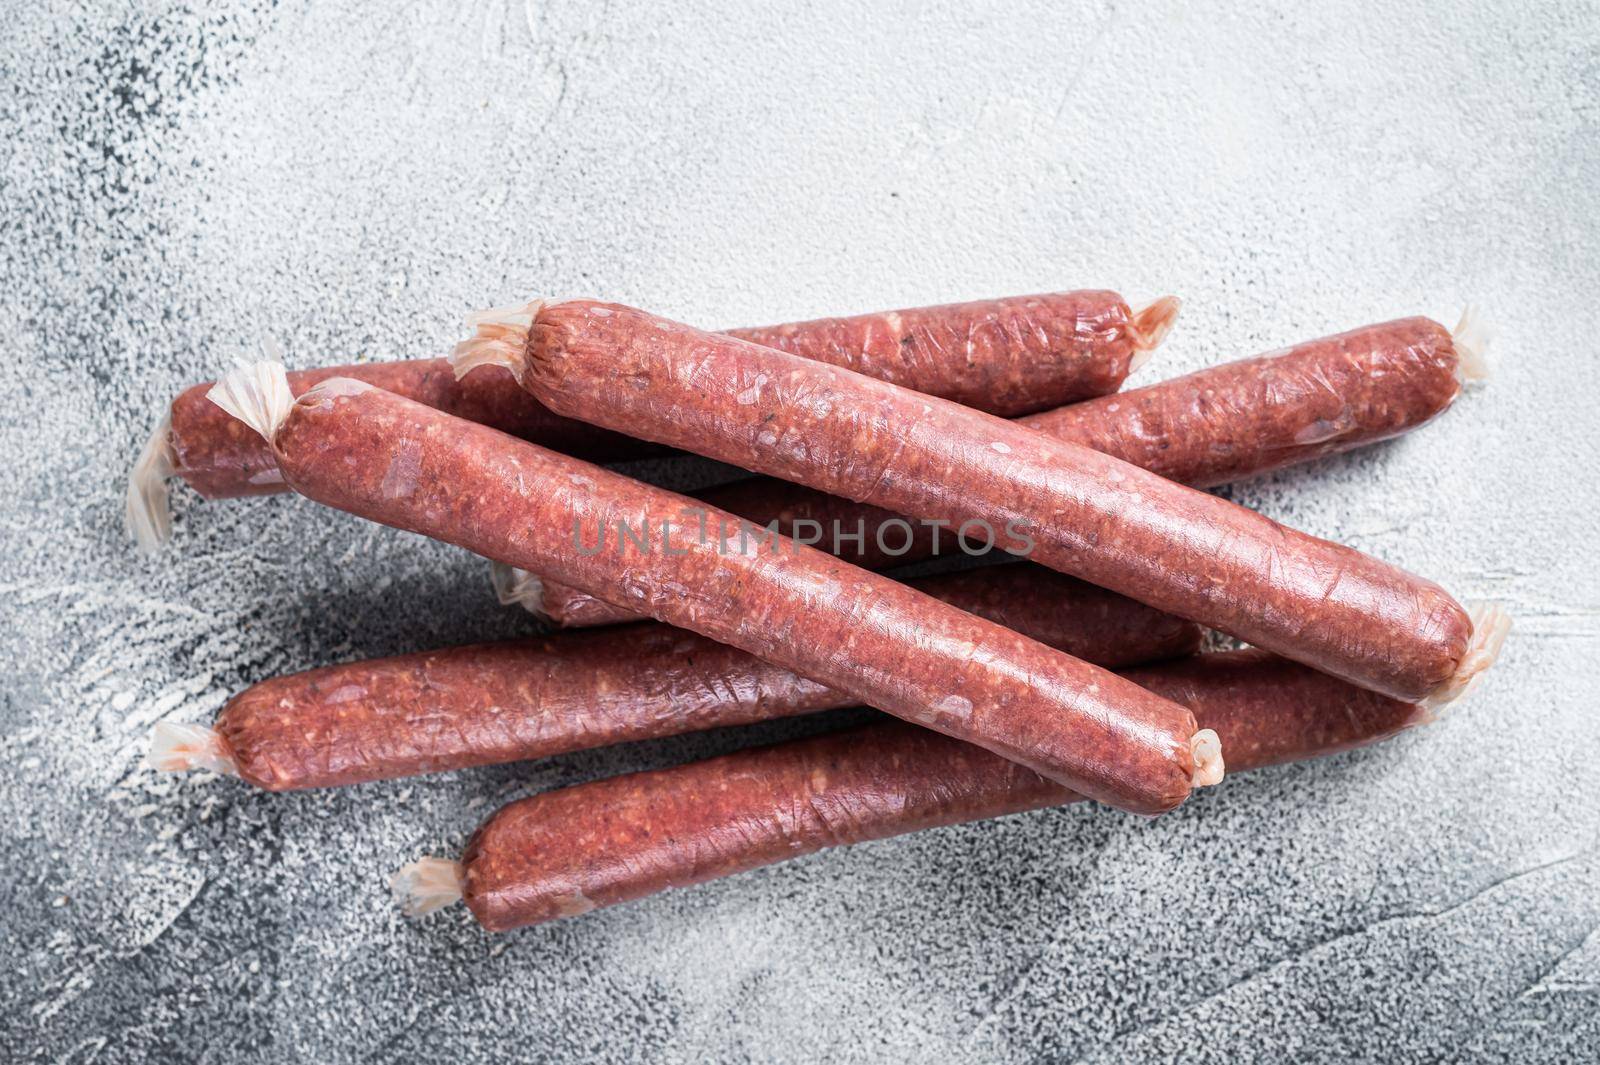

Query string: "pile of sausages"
[136, 290, 1508, 932]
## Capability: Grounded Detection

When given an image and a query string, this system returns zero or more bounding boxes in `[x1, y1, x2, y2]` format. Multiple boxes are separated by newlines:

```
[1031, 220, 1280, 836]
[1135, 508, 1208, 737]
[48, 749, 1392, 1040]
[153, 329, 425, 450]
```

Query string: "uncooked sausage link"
[1023, 315, 1467, 487]
[153, 565, 1198, 791]
[202, 367, 1220, 815]
[509, 301, 1489, 705]
[165, 361, 645, 499]
[728, 291, 1160, 417]
[422, 650, 1430, 931]
[525, 316, 1470, 628]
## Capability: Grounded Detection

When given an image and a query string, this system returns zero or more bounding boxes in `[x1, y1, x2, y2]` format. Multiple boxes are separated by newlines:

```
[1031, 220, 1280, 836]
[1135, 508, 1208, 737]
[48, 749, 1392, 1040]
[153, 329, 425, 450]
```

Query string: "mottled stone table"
[3, 2, 1596, 1060]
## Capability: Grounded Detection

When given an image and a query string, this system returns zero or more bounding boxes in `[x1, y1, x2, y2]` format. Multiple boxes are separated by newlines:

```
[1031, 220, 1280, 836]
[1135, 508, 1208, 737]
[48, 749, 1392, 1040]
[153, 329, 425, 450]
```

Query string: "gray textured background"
[3, 1, 1598, 1061]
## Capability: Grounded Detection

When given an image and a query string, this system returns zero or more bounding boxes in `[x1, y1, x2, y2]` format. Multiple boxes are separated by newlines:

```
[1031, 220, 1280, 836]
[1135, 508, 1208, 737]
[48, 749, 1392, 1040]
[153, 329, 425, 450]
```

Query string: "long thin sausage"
[203, 364, 1222, 814]
[476, 300, 1506, 706]
[147, 565, 1201, 790]
[510, 315, 1486, 628]
[1024, 313, 1488, 487]
[127, 291, 1174, 550]
[394, 650, 1442, 931]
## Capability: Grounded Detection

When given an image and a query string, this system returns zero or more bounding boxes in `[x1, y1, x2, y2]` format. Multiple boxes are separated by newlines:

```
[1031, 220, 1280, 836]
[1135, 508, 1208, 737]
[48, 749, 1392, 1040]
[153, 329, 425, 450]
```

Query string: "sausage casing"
[518, 302, 1474, 704]
[168, 361, 644, 498]
[726, 290, 1157, 418]
[529, 316, 1469, 628]
[1024, 315, 1464, 487]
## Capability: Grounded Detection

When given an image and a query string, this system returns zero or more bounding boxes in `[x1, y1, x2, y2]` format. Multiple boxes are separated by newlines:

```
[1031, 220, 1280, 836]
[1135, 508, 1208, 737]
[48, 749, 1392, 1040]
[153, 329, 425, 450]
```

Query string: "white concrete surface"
[1, 1, 1596, 1061]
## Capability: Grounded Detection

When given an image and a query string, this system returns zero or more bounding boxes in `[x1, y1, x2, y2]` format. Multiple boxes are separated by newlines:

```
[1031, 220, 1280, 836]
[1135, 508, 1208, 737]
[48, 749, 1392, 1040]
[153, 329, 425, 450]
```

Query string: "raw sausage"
[126, 360, 646, 552]
[1023, 313, 1485, 487]
[147, 565, 1200, 790]
[127, 291, 1171, 550]
[394, 650, 1442, 930]
[515, 315, 1484, 628]
[170, 361, 642, 498]
[486, 300, 1505, 706]
[714, 291, 1173, 415]
[201, 363, 1223, 814]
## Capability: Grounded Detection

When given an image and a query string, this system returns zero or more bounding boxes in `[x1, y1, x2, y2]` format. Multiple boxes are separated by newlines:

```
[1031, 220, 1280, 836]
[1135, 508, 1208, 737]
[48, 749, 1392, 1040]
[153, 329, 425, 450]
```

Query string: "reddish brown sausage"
[1024, 316, 1473, 487]
[151, 565, 1198, 790]
[203, 366, 1221, 814]
[500, 301, 1496, 706]
[167, 361, 645, 499]
[421, 650, 1432, 931]
[718, 292, 1170, 417]
[525, 316, 1475, 628]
